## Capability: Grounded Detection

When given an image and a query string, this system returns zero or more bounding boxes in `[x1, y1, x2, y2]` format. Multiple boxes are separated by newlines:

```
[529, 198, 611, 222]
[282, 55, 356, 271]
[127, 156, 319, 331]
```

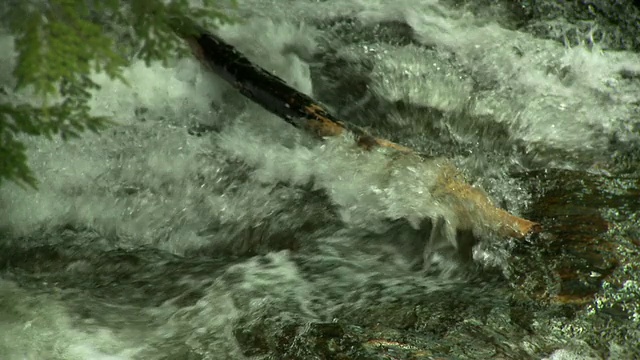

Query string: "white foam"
[0, 280, 142, 360]
[542, 349, 597, 360]
[399, 6, 640, 152]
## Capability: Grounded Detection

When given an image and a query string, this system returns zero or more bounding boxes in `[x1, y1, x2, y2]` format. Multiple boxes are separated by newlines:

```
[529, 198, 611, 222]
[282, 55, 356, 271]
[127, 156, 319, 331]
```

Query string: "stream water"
[1, 1, 640, 359]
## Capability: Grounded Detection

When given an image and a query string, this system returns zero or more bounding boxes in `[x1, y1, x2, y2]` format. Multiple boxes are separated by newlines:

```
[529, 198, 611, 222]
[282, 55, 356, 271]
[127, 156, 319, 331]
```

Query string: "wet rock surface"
[512, 169, 639, 305]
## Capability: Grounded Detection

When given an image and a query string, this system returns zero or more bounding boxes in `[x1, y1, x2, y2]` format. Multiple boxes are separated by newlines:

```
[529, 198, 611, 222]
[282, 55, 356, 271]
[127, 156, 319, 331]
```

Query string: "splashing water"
[1, 1, 639, 359]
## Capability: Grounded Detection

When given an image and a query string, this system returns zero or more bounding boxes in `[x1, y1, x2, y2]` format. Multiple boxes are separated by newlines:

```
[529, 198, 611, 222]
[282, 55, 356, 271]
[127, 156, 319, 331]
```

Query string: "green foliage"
[0, 0, 236, 189]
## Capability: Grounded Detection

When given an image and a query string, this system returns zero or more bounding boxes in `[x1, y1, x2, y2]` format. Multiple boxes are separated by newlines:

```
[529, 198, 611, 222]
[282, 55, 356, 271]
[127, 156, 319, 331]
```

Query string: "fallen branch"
[174, 25, 539, 242]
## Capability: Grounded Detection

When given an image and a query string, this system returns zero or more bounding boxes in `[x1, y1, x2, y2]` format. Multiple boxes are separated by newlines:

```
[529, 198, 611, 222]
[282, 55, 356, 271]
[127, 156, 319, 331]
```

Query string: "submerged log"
[173, 25, 539, 243]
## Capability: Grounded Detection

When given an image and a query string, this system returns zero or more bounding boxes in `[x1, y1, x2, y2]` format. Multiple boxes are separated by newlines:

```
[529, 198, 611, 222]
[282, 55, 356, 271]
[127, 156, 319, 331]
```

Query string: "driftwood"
[174, 26, 540, 259]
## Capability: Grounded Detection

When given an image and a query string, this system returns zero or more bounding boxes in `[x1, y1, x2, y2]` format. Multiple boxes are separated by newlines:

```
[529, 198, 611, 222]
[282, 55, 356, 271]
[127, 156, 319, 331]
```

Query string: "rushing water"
[1, 1, 640, 359]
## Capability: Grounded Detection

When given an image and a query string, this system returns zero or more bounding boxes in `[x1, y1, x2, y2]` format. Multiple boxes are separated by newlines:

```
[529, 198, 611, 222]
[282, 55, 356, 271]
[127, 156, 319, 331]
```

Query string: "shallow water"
[1, 1, 640, 359]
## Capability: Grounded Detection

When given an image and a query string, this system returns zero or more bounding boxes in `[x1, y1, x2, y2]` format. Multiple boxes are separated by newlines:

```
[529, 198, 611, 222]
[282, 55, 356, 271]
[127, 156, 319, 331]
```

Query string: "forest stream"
[1, 1, 640, 359]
